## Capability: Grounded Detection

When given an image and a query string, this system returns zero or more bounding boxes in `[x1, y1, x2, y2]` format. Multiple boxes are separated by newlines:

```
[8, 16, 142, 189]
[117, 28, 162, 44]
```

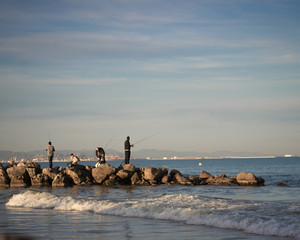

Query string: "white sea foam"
[6, 190, 300, 239]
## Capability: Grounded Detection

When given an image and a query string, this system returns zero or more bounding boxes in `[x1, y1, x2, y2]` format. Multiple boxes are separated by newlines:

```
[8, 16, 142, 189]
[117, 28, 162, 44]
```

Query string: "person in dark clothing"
[124, 136, 134, 164]
[46, 141, 55, 168]
[95, 147, 106, 167]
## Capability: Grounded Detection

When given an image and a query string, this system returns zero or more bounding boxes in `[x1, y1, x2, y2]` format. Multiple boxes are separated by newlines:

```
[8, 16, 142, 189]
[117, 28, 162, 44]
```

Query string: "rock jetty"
[0, 161, 265, 188]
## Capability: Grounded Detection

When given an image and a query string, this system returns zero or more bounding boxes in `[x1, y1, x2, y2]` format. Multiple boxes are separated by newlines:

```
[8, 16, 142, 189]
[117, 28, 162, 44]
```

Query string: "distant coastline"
[0, 154, 298, 164]
[0, 148, 298, 163]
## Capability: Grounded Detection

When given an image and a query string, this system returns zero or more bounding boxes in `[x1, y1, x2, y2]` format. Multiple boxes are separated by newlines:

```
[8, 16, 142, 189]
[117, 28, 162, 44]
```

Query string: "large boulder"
[200, 170, 213, 180]
[236, 172, 264, 186]
[18, 160, 41, 171]
[161, 174, 171, 184]
[6, 166, 31, 187]
[19, 161, 43, 186]
[158, 168, 168, 182]
[117, 164, 137, 184]
[92, 163, 116, 184]
[0, 163, 10, 187]
[189, 175, 205, 185]
[116, 169, 132, 184]
[122, 164, 136, 172]
[52, 173, 73, 187]
[31, 173, 52, 186]
[66, 164, 93, 185]
[169, 169, 193, 185]
[205, 174, 238, 186]
[42, 168, 60, 181]
[130, 171, 141, 184]
[26, 167, 41, 179]
[142, 167, 168, 184]
[102, 174, 120, 186]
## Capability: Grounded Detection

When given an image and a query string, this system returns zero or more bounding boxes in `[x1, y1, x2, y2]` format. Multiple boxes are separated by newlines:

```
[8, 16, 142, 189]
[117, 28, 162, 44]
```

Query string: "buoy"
[199, 162, 202, 166]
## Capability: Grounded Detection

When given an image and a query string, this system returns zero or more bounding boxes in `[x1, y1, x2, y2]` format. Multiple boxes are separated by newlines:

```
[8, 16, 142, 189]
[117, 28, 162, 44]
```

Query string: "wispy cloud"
[1, 0, 300, 153]
[38, 77, 127, 85]
[0, 73, 127, 85]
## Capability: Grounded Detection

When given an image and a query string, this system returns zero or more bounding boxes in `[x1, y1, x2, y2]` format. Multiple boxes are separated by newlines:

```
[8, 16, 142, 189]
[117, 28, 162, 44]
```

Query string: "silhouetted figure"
[46, 141, 55, 168]
[95, 147, 106, 167]
[124, 136, 134, 164]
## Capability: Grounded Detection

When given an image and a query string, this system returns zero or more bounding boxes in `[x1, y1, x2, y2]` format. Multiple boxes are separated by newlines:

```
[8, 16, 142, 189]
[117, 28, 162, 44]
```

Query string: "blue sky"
[0, 0, 300, 155]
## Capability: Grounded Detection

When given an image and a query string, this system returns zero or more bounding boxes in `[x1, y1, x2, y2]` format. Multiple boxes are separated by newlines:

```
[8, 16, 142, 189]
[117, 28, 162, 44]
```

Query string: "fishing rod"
[119, 160, 125, 167]
[47, 131, 51, 141]
[104, 136, 114, 148]
[133, 132, 160, 146]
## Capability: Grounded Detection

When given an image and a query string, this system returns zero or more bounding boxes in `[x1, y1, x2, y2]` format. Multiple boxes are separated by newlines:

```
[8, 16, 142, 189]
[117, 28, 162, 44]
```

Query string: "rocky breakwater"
[0, 160, 264, 188]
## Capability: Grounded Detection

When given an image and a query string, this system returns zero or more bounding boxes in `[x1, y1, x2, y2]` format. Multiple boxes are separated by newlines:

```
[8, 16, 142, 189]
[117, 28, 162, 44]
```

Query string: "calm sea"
[0, 157, 299, 240]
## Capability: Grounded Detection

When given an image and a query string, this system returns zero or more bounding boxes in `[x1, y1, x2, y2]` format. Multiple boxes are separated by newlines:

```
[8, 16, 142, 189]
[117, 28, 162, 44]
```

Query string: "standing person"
[46, 141, 55, 168]
[69, 153, 80, 167]
[124, 136, 134, 164]
[95, 147, 106, 167]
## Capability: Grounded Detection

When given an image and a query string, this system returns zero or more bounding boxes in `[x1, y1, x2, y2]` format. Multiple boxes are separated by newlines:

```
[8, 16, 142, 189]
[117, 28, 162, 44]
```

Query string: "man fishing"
[95, 147, 106, 167]
[124, 136, 134, 164]
[46, 141, 55, 168]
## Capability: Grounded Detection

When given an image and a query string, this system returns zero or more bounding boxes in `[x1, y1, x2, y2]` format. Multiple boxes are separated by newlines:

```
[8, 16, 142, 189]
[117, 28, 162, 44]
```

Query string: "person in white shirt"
[69, 153, 80, 166]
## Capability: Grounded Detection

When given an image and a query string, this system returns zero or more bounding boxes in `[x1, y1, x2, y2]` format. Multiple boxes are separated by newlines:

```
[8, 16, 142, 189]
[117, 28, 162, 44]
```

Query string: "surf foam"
[6, 190, 300, 239]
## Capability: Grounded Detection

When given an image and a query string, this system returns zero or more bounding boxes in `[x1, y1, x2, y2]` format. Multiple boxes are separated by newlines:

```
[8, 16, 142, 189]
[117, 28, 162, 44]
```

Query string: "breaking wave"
[6, 190, 300, 239]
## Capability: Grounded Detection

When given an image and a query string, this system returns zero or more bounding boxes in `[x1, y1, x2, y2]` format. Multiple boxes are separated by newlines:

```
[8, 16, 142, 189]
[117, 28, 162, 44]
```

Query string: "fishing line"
[119, 132, 161, 166]
[47, 131, 51, 141]
[133, 132, 160, 146]
[104, 136, 114, 148]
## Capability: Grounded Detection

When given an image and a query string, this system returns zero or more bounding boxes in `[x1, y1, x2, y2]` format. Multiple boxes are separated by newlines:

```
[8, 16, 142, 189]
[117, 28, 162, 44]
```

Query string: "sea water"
[0, 158, 299, 240]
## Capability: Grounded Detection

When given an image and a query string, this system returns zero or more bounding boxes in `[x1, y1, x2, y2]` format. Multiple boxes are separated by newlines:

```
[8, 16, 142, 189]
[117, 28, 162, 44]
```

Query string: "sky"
[0, 0, 300, 156]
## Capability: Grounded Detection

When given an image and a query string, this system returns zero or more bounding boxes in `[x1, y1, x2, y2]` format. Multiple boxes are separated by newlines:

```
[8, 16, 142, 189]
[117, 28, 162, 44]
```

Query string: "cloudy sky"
[0, 0, 299, 155]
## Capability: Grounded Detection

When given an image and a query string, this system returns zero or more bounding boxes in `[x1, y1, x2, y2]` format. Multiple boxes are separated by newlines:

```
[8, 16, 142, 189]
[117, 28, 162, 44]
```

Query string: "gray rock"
[0, 163, 10, 187]
[42, 168, 60, 181]
[102, 174, 120, 186]
[277, 182, 288, 187]
[130, 171, 141, 184]
[26, 167, 41, 179]
[142, 167, 168, 183]
[18, 160, 41, 170]
[236, 172, 264, 186]
[6, 166, 31, 187]
[161, 174, 171, 184]
[31, 173, 51, 186]
[169, 169, 193, 185]
[92, 163, 116, 184]
[52, 173, 73, 187]
[200, 170, 213, 179]
[116, 169, 132, 184]
[206, 174, 238, 186]
[122, 164, 136, 172]
[189, 175, 203, 185]
[66, 164, 93, 185]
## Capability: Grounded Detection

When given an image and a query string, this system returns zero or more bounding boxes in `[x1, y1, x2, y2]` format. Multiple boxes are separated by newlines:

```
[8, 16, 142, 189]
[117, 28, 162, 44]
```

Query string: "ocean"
[0, 157, 299, 240]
